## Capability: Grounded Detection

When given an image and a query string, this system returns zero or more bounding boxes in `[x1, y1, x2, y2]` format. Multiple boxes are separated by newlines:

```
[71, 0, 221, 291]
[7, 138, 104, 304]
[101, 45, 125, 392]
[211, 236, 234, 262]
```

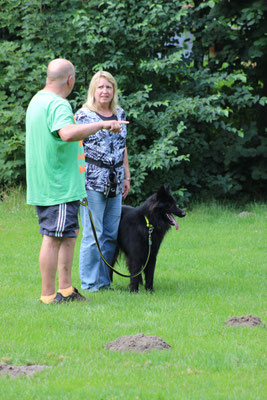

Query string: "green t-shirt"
[26, 91, 86, 205]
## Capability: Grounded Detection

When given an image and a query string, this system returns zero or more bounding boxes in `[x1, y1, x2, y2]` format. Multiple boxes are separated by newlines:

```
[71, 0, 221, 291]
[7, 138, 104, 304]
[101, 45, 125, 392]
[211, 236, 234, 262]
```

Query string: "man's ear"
[67, 74, 75, 87]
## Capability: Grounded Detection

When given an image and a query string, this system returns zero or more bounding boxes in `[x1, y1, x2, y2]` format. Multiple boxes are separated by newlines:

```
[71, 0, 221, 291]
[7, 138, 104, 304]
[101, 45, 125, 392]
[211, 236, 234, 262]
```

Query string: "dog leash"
[80, 199, 153, 278]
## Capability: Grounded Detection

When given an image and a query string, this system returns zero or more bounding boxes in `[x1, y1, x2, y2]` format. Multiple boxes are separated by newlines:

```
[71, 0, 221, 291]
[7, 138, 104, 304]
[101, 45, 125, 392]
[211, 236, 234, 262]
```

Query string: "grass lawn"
[0, 189, 266, 399]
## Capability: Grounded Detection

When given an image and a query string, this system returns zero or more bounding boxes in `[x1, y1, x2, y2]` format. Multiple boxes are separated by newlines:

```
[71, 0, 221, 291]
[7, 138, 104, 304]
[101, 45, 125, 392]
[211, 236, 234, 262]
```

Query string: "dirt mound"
[225, 315, 263, 327]
[238, 211, 255, 217]
[0, 363, 49, 378]
[105, 333, 171, 352]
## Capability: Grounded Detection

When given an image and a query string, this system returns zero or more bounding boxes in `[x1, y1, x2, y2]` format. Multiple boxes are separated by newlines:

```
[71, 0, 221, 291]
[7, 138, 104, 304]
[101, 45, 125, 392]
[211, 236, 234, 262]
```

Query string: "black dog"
[111, 185, 186, 292]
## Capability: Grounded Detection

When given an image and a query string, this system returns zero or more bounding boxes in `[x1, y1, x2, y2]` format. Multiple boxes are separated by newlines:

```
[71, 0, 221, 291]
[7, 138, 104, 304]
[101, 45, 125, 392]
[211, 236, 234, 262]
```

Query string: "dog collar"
[144, 215, 150, 227]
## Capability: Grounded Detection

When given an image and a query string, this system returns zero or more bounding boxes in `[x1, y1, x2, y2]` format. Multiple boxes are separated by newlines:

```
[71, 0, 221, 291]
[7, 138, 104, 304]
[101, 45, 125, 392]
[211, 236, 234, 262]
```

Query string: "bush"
[0, 0, 266, 205]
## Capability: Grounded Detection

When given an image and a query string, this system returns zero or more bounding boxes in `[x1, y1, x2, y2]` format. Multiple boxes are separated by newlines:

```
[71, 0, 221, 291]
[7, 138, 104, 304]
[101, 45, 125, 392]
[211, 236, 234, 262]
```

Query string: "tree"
[0, 0, 266, 204]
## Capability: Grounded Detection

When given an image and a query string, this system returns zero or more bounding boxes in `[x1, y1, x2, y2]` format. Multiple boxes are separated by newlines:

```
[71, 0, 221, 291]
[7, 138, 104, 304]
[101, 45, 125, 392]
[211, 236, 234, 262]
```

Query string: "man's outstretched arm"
[59, 120, 129, 142]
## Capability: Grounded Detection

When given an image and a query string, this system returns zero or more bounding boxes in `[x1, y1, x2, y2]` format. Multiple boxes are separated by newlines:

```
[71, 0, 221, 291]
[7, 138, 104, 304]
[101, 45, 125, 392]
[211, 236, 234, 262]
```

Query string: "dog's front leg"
[144, 256, 157, 292]
[127, 259, 141, 292]
[129, 276, 140, 292]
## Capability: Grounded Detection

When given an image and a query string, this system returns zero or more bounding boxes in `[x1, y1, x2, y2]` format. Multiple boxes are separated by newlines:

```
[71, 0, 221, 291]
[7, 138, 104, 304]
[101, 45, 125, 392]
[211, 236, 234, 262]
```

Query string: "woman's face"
[94, 77, 114, 109]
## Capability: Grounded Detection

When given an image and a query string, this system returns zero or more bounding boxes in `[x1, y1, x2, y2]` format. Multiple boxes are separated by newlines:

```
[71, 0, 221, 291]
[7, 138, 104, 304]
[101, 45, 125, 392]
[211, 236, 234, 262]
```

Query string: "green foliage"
[0, 0, 266, 204]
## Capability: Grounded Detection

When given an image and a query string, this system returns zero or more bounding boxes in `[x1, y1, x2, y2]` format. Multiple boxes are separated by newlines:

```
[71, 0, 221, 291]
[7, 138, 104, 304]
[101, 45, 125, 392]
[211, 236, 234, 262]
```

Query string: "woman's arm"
[122, 146, 130, 200]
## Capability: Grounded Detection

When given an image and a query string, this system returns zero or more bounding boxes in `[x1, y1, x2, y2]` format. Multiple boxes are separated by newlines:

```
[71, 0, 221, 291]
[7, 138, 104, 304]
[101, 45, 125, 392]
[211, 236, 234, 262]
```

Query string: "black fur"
[111, 185, 186, 292]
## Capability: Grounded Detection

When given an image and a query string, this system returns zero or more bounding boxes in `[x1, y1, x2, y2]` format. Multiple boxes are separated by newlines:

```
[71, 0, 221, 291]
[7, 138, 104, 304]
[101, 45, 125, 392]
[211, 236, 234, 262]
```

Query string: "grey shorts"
[35, 201, 80, 238]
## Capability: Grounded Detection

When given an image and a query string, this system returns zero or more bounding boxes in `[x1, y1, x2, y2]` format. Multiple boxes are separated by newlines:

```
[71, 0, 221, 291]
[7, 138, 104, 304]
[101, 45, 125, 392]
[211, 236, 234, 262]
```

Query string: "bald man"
[26, 59, 128, 304]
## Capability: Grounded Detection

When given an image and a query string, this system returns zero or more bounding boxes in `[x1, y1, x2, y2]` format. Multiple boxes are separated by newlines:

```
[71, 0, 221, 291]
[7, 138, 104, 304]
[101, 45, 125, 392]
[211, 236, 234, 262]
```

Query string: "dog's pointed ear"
[165, 184, 171, 192]
[158, 184, 171, 193]
[156, 185, 169, 200]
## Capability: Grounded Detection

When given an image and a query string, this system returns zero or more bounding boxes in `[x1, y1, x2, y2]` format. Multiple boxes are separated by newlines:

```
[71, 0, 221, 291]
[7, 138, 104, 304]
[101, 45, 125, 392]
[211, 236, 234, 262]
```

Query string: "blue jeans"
[79, 190, 122, 291]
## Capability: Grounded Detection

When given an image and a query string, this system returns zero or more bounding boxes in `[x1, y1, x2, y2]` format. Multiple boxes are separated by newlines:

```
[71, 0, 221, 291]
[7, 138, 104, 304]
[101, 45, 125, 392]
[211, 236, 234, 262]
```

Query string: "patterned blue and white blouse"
[75, 106, 127, 193]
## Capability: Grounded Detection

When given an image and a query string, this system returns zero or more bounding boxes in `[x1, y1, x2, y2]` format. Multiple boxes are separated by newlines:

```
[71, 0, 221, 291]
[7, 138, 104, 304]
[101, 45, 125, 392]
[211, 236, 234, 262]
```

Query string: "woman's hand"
[122, 179, 130, 200]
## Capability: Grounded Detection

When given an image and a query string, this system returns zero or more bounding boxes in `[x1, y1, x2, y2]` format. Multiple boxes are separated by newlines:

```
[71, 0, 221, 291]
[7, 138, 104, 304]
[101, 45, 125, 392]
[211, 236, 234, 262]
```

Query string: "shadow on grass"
[111, 275, 249, 298]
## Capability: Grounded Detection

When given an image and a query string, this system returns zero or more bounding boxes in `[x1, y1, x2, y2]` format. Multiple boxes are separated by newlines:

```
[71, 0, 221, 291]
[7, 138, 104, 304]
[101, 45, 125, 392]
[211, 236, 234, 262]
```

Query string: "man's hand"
[103, 120, 129, 133]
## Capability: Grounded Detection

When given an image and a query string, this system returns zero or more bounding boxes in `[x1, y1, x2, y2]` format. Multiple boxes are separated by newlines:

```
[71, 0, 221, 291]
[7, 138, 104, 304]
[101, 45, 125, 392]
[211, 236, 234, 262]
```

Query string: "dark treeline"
[0, 0, 266, 205]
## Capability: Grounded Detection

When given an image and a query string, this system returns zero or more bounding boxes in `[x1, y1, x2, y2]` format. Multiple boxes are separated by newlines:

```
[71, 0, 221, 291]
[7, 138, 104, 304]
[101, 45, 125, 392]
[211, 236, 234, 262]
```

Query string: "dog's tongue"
[168, 214, 179, 230]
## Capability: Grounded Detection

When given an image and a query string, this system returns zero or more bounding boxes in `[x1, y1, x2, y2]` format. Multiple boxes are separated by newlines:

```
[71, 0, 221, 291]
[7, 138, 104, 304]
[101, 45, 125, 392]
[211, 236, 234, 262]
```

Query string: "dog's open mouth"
[167, 214, 179, 230]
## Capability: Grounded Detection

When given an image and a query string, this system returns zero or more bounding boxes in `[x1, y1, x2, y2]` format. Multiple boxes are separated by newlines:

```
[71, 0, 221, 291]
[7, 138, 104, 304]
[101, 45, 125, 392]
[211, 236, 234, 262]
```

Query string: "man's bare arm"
[58, 120, 129, 142]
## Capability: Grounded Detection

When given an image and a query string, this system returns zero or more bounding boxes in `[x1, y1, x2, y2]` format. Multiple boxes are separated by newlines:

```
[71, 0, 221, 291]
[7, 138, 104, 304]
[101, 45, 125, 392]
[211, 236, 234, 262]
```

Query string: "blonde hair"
[83, 71, 118, 115]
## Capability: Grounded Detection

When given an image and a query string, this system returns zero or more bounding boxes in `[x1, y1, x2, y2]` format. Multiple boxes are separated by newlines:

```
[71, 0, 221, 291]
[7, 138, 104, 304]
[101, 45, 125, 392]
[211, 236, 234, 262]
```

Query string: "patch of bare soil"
[225, 315, 263, 327]
[105, 333, 171, 352]
[238, 211, 255, 217]
[0, 363, 49, 378]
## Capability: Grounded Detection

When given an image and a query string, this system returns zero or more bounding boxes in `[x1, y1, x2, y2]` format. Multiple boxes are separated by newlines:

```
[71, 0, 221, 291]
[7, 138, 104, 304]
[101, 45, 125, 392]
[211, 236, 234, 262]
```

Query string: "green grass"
[0, 189, 266, 399]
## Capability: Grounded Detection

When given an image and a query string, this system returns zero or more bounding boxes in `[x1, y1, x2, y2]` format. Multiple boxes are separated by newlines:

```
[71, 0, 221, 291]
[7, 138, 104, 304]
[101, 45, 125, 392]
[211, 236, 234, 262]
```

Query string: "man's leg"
[39, 235, 61, 296]
[58, 237, 76, 290]
[36, 201, 87, 303]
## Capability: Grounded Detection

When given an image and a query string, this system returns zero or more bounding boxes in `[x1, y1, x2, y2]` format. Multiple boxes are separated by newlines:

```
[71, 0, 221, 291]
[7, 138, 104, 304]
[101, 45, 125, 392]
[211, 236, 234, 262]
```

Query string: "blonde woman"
[75, 71, 130, 292]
